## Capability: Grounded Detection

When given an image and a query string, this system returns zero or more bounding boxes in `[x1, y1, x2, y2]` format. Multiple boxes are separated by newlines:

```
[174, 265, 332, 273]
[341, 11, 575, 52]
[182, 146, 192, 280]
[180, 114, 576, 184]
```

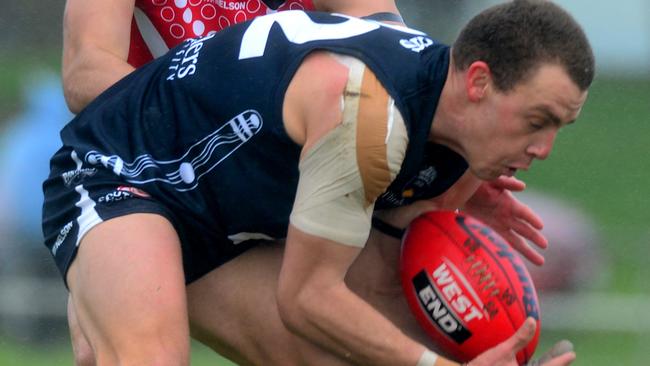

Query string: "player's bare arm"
[279, 51, 437, 364]
[279, 227, 430, 365]
[62, 0, 136, 113]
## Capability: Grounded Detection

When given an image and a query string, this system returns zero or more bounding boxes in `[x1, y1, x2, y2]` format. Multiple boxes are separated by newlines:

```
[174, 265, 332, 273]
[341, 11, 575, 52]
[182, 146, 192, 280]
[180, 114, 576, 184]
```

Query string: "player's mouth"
[504, 164, 529, 176]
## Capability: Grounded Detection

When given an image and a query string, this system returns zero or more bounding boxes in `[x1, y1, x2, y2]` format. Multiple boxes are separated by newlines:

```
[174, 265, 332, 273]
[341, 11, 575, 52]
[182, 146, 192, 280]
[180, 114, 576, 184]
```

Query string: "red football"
[400, 211, 541, 364]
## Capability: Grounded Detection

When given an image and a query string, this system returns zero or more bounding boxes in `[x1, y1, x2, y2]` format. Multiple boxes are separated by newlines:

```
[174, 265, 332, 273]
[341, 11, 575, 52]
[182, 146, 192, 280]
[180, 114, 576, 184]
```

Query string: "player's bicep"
[290, 55, 408, 247]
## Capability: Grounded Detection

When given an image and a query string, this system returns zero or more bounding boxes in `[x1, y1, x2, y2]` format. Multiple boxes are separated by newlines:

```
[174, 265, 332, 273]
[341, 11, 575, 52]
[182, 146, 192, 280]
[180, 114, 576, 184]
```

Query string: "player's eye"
[529, 121, 544, 130]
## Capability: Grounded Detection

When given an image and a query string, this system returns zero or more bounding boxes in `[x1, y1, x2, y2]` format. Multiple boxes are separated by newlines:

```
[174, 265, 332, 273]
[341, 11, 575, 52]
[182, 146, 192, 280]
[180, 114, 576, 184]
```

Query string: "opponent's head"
[438, 0, 595, 180]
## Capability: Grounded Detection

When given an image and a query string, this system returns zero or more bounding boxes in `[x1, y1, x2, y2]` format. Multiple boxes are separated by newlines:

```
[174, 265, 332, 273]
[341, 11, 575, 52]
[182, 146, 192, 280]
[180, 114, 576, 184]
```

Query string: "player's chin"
[471, 166, 503, 181]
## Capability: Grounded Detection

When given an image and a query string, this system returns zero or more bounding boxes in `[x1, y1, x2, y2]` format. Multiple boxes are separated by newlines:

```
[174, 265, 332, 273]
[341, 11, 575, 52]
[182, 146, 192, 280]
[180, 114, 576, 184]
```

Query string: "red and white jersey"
[128, 0, 315, 67]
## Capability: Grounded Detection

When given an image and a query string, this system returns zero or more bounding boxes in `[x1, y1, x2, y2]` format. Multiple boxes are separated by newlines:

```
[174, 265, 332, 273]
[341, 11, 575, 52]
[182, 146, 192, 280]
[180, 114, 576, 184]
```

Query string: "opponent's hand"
[462, 176, 547, 265]
[468, 318, 576, 366]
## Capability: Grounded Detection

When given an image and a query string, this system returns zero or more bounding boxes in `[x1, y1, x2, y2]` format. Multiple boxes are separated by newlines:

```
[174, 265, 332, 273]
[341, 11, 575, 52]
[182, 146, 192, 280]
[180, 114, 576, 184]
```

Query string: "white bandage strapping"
[416, 349, 439, 366]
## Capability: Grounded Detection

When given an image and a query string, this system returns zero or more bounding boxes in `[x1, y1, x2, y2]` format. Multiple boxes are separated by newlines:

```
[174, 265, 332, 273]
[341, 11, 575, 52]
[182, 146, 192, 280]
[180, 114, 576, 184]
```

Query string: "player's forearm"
[278, 277, 427, 365]
[62, 49, 135, 113]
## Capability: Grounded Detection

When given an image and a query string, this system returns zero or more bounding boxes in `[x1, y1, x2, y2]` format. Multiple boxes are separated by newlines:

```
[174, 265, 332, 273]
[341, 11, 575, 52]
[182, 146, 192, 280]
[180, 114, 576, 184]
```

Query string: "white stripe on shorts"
[74, 185, 102, 247]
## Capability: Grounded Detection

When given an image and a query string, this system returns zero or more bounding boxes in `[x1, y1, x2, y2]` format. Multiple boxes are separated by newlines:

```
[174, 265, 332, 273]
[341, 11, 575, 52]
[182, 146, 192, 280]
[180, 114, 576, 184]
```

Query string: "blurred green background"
[0, 0, 648, 365]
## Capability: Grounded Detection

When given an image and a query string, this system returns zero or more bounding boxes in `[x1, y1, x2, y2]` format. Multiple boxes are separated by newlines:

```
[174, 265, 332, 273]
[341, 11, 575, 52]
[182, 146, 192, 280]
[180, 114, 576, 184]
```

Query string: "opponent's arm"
[62, 0, 136, 113]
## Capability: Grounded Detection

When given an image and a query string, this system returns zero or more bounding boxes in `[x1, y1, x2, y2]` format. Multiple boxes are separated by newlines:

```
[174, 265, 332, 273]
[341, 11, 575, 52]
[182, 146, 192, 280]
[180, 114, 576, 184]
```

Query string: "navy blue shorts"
[42, 146, 255, 288]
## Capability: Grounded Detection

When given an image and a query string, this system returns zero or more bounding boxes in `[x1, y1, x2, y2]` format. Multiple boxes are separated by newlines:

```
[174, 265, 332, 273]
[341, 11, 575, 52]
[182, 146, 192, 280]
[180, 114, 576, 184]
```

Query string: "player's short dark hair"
[451, 0, 595, 91]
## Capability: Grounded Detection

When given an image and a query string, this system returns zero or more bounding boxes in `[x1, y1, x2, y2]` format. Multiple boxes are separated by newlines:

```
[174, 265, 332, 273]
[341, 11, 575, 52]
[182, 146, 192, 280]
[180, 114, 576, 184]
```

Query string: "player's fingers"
[510, 219, 548, 249]
[506, 317, 537, 353]
[538, 352, 576, 366]
[491, 176, 527, 191]
[537, 340, 574, 364]
[503, 232, 545, 266]
[511, 201, 544, 230]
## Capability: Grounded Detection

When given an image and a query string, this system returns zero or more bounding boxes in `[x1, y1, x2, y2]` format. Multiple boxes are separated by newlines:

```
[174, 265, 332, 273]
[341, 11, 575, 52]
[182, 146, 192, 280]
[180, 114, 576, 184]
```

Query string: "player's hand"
[468, 318, 576, 366]
[462, 176, 547, 265]
[526, 340, 575, 366]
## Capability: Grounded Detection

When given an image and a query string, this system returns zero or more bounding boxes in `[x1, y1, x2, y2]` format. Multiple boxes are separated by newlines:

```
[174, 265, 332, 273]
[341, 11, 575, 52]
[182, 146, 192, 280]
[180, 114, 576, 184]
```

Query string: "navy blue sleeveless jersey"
[43, 11, 467, 283]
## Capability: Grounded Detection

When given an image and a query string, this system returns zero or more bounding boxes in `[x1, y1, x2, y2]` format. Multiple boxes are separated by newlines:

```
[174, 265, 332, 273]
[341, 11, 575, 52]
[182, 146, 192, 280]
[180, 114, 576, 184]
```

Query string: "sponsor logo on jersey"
[412, 269, 474, 343]
[52, 221, 74, 256]
[208, 0, 248, 11]
[400, 36, 434, 53]
[167, 32, 217, 81]
[62, 168, 97, 187]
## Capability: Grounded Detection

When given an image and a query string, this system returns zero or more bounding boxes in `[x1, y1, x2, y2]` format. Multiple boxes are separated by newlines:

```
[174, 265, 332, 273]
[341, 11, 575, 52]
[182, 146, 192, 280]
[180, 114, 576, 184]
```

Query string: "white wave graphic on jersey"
[84, 110, 262, 192]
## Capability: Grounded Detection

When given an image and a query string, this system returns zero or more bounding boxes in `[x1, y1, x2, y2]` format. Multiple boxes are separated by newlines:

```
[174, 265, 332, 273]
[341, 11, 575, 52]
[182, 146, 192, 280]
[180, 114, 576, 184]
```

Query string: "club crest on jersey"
[400, 36, 434, 53]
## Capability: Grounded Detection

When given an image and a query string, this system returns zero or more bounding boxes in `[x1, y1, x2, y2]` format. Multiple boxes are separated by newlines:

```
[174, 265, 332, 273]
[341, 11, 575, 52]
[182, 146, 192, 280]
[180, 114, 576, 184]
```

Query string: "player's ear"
[465, 61, 491, 102]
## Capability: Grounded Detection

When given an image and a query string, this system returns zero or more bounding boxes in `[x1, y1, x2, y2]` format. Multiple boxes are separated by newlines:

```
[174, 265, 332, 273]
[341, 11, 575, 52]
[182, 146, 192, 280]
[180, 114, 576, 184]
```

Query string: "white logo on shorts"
[52, 221, 74, 256]
[62, 168, 97, 187]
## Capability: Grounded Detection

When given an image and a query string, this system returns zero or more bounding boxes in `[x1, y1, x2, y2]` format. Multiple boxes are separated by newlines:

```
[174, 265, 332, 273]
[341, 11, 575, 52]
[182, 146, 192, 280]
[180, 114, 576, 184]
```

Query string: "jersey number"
[238, 11, 421, 60]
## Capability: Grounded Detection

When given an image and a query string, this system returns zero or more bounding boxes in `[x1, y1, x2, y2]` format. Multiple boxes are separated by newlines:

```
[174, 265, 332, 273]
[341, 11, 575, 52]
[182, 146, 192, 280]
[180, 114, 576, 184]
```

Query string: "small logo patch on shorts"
[62, 168, 97, 187]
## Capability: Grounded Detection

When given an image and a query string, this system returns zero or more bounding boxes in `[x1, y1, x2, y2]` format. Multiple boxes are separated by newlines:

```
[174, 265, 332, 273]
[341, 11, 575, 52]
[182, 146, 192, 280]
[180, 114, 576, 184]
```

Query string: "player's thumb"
[509, 317, 537, 352]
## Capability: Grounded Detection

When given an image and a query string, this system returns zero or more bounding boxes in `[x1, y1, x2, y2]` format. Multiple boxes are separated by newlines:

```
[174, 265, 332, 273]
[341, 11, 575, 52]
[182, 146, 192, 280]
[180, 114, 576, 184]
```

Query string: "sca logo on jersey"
[400, 36, 434, 53]
[412, 261, 486, 343]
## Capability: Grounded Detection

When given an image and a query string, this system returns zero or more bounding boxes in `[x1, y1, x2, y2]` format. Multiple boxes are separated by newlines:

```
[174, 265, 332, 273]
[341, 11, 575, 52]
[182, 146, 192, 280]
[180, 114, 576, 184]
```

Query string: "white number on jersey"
[238, 11, 425, 60]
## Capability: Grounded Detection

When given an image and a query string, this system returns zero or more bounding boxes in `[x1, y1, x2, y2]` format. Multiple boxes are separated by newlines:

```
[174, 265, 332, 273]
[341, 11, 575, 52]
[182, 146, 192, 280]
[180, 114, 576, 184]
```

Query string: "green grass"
[538, 329, 650, 366]
[519, 76, 650, 364]
[519, 77, 650, 294]
[0, 340, 236, 366]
